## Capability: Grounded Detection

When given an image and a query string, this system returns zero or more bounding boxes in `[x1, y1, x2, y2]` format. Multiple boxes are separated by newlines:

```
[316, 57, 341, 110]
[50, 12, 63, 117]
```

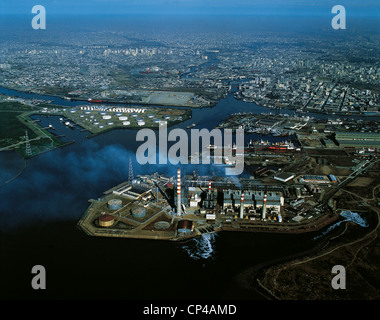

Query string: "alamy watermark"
[332, 5, 346, 30]
[31, 5, 46, 30]
[136, 122, 245, 175]
[31, 265, 46, 290]
[331, 265, 346, 290]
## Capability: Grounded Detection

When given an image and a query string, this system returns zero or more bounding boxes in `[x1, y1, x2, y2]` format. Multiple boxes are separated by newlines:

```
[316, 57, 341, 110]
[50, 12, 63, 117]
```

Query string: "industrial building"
[335, 132, 380, 149]
[79, 166, 341, 241]
[173, 168, 284, 220]
[299, 175, 331, 184]
[222, 189, 283, 219]
[274, 172, 295, 183]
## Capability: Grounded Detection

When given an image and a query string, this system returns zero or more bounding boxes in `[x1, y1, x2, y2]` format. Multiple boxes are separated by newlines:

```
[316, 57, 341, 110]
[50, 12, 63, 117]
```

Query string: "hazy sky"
[1, 0, 379, 16]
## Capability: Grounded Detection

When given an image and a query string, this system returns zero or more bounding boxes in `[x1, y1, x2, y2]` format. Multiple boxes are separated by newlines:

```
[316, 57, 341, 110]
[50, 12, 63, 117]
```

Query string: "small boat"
[187, 123, 196, 129]
[65, 121, 74, 129]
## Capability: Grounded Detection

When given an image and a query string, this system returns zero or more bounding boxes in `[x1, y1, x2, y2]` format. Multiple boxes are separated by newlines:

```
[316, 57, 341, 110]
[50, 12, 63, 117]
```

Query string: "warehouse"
[335, 132, 380, 149]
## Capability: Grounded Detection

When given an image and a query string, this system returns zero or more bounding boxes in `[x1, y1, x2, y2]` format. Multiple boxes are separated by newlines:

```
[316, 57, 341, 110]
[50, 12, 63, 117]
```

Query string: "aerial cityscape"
[0, 0, 380, 304]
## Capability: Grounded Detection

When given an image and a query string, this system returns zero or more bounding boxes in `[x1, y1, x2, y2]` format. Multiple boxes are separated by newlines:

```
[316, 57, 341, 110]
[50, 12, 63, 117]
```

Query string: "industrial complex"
[78, 165, 345, 241]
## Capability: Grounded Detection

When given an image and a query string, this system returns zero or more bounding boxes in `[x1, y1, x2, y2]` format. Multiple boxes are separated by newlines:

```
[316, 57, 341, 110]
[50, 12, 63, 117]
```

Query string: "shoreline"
[2, 84, 379, 118]
[240, 206, 380, 300]
[0, 85, 218, 109]
[234, 221, 348, 300]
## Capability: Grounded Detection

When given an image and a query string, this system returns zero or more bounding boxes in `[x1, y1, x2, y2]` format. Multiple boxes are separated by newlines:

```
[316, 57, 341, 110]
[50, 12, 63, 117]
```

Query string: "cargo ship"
[267, 145, 294, 151]
[88, 98, 102, 103]
[267, 142, 295, 151]
[247, 139, 295, 151]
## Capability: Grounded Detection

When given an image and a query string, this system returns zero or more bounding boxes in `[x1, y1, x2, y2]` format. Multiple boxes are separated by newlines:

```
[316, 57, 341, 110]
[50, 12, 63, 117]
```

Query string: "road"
[321, 158, 379, 205]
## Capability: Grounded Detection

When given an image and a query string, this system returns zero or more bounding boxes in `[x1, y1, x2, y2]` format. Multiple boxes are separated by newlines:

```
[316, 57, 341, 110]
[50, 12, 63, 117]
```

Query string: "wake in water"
[181, 232, 218, 264]
[313, 210, 369, 240]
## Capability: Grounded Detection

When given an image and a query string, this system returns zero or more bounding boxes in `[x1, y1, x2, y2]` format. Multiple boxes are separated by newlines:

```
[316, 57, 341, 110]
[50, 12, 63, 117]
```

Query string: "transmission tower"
[128, 157, 134, 184]
[25, 130, 32, 157]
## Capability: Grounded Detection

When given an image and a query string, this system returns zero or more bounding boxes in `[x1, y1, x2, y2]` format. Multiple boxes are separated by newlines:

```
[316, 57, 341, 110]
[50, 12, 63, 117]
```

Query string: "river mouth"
[0, 88, 377, 299]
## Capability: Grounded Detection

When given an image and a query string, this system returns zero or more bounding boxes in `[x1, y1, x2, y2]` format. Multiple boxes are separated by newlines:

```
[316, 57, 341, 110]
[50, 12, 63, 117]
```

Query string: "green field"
[0, 102, 39, 148]
[0, 101, 67, 158]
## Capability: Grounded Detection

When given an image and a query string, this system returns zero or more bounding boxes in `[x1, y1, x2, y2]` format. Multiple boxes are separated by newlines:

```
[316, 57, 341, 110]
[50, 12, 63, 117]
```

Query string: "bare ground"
[236, 206, 380, 300]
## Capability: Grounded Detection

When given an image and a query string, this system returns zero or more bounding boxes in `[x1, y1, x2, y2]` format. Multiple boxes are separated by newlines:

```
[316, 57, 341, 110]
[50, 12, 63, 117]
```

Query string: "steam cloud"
[0, 139, 231, 230]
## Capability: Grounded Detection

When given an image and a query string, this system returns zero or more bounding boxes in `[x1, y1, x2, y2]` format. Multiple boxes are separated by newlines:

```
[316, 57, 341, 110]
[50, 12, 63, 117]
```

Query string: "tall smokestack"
[209, 180, 212, 193]
[240, 192, 244, 219]
[177, 168, 181, 216]
[262, 192, 267, 220]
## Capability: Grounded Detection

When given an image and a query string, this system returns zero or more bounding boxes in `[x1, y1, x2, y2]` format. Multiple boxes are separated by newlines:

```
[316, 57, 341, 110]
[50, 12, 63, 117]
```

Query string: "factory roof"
[274, 172, 295, 182]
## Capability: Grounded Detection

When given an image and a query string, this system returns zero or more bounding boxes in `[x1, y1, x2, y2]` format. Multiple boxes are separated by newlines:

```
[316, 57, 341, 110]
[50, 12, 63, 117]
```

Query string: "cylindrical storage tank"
[99, 214, 115, 227]
[132, 207, 146, 219]
[108, 199, 122, 211]
[177, 220, 193, 234]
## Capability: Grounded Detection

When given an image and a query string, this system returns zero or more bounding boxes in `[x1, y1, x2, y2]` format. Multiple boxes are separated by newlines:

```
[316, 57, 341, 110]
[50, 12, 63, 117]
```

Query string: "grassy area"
[0, 99, 192, 158]
[0, 111, 39, 148]
[0, 102, 40, 148]
[0, 101, 68, 158]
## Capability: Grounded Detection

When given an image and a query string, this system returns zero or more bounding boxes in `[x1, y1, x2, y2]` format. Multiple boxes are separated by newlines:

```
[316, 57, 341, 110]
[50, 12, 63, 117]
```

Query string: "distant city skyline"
[1, 0, 380, 16]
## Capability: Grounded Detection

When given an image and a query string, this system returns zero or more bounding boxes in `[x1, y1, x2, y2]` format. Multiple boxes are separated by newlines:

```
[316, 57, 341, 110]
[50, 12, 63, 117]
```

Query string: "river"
[0, 86, 368, 299]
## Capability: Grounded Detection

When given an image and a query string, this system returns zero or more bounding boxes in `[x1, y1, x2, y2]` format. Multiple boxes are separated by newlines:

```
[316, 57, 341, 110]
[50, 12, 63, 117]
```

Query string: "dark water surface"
[0, 91, 340, 299]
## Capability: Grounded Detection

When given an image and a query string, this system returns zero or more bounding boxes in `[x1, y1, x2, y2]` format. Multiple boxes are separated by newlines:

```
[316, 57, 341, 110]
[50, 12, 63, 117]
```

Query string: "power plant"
[78, 166, 340, 242]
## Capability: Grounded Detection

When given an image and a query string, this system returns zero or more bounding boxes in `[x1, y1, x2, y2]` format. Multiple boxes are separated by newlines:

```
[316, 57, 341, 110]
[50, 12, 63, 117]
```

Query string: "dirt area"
[347, 177, 375, 188]
[253, 207, 380, 300]
[344, 172, 380, 199]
